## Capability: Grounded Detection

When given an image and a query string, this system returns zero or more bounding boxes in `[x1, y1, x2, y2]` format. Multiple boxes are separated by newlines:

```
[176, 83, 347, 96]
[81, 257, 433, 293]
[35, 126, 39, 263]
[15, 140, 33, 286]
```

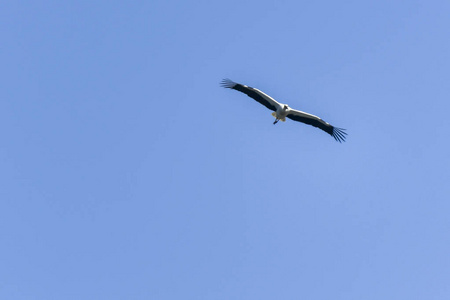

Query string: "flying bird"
[220, 79, 347, 142]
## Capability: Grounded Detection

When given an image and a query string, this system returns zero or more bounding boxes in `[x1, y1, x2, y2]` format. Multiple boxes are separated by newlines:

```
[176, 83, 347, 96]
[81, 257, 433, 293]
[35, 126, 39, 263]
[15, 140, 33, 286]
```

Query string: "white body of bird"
[272, 105, 290, 122]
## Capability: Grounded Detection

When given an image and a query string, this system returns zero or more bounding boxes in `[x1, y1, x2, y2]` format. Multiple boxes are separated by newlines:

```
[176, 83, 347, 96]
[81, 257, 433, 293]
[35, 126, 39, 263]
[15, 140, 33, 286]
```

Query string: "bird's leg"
[273, 119, 279, 125]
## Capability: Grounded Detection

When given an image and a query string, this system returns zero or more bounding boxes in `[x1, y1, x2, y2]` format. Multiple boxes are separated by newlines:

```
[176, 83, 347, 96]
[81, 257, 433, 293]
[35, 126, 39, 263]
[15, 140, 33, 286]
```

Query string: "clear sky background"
[1, 1, 450, 299]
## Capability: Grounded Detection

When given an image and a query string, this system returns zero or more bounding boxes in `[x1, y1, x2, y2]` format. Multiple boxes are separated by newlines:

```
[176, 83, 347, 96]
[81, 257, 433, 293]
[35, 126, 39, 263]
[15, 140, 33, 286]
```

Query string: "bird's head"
[283, 104, 289, 110]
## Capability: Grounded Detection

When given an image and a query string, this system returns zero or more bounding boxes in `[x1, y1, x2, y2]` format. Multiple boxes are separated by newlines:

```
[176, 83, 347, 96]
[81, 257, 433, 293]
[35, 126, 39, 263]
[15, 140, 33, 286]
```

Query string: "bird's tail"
[271, 112, 285, 122]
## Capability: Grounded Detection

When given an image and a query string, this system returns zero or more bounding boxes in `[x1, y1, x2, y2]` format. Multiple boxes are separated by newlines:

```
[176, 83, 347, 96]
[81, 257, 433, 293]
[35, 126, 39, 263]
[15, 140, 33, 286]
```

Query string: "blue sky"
[1, 0, 450, 299]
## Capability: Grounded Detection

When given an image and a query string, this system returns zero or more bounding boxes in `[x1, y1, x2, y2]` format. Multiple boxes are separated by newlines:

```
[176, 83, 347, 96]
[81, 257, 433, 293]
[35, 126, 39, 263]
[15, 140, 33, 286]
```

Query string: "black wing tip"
[332, 127, 347, 143]
[220, 78, 236, 89]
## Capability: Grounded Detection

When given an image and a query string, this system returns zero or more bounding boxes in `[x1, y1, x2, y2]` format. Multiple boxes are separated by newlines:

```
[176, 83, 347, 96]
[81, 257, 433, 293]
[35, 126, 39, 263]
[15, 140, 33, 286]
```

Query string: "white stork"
[221, 79, 347, 142]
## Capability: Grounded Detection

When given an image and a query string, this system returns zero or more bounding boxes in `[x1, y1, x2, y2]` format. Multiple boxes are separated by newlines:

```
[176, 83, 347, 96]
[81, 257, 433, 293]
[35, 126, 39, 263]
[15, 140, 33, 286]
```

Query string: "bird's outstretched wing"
[286, 109, 347, 142]
[221, 79, 281, 112]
